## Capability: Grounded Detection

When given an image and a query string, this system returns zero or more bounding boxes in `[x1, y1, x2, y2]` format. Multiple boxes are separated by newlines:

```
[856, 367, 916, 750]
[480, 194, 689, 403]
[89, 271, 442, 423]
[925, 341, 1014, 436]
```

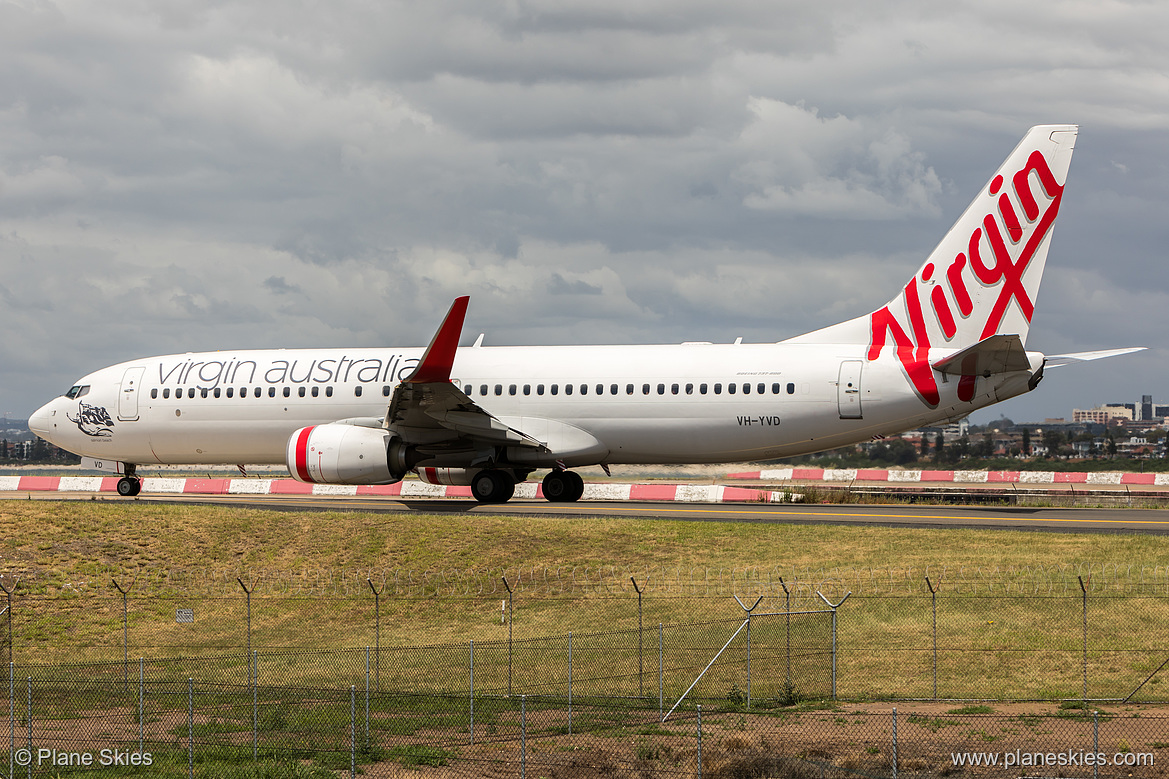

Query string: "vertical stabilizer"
[784, 125, 1076, 404]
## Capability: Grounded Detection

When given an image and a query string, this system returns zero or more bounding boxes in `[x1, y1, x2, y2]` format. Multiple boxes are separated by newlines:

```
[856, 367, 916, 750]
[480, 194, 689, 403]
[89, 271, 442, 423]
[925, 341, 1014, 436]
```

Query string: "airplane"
[28, 124, 1143, 503]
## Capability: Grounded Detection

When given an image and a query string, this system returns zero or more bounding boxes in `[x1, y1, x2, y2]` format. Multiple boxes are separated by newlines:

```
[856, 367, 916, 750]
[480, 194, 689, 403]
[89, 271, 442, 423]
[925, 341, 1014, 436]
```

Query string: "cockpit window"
[65, 385, 90, 399]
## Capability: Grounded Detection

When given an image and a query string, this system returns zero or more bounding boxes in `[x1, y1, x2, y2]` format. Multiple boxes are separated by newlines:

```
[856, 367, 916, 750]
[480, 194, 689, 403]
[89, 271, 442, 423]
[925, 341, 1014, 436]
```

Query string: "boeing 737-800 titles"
[28, 125, 1142, 502]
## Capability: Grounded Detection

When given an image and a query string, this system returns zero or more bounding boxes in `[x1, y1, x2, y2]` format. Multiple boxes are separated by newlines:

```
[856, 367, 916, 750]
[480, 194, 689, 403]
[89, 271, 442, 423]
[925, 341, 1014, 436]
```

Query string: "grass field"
[3, 500, 1169, 701]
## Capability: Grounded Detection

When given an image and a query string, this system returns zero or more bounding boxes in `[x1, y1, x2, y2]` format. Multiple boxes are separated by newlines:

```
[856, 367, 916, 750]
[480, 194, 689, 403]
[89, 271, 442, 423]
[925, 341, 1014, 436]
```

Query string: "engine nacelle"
[287, 424, 409, 485]
[415, 467, 481, 486]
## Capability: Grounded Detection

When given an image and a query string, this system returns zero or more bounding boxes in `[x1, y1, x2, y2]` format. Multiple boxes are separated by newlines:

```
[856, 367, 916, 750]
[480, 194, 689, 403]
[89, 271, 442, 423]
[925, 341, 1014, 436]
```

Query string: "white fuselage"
[28, 341, 1039, 472]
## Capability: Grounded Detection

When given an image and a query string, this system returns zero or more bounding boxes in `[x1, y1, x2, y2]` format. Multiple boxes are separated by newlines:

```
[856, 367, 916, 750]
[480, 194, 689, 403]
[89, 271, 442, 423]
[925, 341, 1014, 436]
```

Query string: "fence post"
[779, 577, 792, 689]
[521, 694, 527, 779]
[138, 658, 144, 754]
[658, 623, 663, 720]
[925, 577, 939, 699]
[1079, 575, 1089, 705]
[631, 577, 645, 697]
[568, 631, 573, 736]
[817, 591, 852, 700]
[892, 707, 898, 779]
[0, 577, 16, 670]
[1093, 709, 1099, 779]
[9, 661, 14, 779]
[469, 640, 474, 744]
[697, 703, 703, 779]
[350, 685, 356, 779]
[366, 578, 384, 692]
[502, 576, 514, 697]
[187, 678, 193, 779]
[253, 651, 258, 760]
[236, 578, 254, 688]
[111, 574, 137, 684]
[734, 595, 763, 709]
[364, 646, 370, 748]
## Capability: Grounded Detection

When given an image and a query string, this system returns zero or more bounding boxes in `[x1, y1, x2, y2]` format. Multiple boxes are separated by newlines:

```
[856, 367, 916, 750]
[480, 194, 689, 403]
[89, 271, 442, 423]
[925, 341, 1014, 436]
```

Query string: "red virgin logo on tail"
[868, 150, 1065, 407]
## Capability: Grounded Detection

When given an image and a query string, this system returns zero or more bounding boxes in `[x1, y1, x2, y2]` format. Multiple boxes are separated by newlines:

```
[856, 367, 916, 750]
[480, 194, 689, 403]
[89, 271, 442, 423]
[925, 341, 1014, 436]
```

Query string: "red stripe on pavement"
[987, 471, 1021, 482]
[18, 476, 60, 491]
[1122, 473, 1156, 485]
[918, 471, 955, 482]
[791, 468, 824, 480]
[721, 487, 767, 502]
[1054, 472, 1088, 483]
[855, 469, 889, 481]
[629, 484, 678, 501]
[270, 479, 314, 494]
[183, 479, 229, 494]
[357, 483, 405, 496]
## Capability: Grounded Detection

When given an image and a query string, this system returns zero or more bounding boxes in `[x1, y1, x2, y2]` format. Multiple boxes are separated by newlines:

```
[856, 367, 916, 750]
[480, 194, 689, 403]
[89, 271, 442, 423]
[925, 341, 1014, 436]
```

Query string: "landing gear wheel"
[543, 470, 585, 503]
[470, 469, 515, 504]
[116, 477, 142, 497]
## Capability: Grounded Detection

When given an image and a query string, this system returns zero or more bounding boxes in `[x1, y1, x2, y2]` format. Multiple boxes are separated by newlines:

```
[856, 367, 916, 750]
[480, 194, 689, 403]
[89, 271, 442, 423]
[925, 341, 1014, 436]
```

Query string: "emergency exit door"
[837, 360, 863, 419]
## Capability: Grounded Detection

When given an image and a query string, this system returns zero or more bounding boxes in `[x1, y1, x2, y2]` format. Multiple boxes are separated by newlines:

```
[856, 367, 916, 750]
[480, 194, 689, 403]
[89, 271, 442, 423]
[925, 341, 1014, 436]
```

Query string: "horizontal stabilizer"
[1044, 346, 1146, 368]
[932, 334, 1031, 377]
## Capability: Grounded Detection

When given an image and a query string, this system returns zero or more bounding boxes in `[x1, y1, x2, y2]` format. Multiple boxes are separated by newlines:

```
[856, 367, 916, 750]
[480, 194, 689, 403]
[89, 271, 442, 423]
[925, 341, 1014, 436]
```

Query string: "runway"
[28, 491, 1169, 534]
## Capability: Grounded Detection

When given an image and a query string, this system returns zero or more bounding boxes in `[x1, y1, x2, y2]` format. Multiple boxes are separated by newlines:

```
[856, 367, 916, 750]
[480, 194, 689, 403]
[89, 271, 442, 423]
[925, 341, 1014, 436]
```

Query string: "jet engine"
[286, 423, 411, 485]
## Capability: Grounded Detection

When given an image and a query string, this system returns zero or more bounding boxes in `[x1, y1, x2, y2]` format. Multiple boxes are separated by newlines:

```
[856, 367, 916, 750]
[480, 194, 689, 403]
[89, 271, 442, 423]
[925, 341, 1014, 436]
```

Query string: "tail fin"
[787, 124, 1077, 351]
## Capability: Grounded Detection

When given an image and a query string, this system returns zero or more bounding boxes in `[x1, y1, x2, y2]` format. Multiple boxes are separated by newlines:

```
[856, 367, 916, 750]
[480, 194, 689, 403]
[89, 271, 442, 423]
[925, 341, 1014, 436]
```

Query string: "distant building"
[1073, 406, 1133, 424]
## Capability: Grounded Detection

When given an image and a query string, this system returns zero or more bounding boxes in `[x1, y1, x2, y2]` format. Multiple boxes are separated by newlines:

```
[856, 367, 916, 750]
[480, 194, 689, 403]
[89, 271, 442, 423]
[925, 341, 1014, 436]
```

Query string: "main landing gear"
[542, 470, 584, 503]
[470, 469, 516, 504]
[116, 464, 143, 497]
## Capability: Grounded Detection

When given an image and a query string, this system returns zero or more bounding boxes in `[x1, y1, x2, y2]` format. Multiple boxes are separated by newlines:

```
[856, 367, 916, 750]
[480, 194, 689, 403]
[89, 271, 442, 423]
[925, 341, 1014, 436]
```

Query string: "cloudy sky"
[2, 0, 1166, 426]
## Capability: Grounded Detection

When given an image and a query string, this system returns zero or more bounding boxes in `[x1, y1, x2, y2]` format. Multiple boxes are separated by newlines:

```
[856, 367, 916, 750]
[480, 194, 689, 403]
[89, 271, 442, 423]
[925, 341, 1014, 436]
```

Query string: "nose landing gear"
[116, 464, 142, 497]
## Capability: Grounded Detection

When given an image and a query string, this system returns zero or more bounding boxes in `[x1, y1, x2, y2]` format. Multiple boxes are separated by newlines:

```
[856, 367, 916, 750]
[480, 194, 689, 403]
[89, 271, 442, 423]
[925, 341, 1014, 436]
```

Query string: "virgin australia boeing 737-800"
[28, 125, 1141, 502]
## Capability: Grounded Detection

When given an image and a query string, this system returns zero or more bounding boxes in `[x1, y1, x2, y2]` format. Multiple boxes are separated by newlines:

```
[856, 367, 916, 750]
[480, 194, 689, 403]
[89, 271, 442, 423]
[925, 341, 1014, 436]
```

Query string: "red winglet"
[405, 296, 469, 384]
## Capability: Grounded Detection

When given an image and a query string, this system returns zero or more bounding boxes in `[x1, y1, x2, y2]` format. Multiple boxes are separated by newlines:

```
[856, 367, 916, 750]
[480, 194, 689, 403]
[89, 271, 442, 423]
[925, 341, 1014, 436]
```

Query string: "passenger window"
[325, 387, 332, 397]
[494, 384, 503, 396]
[523, 384, 531, 396]
[200, 388, 209, 398]
[671, 384, 679, 395]
[757, 383, 765, 394]
[312, 386, 320, 397]
[151, 388, 158, 399]
[189, 388, 197, 399]
[685, 383, 693, 395]
[551, 384, 559, 395]
[625, 384, 634, 395]
[355, 386, 363, 398]
[162, 388, 170, 399]
[772, 383, 780, 394]
[509, 384, 517, 396]
[213, 388, 221, 398]
[787, 382, 796, 394]
[298, 387, 306, 398]
[226, 387, 234, 398]
[642, 384, 650, 395]
[537, 384, 545, 396]
[268, 387, 276, 398]
[728, 384, 736, 395]
[714, 383, 722, 395]
[255, 387, 262, 398]
[610, 384, 618, 395]
[480, 385, 488, 396]
[283, 387, 291, 398]
[565, 384, 574, 395]
[657, 384, 665, 395]
[579, 384, 586, 395]
[700, 383, 707, 395]
[743, 383, 750, 395]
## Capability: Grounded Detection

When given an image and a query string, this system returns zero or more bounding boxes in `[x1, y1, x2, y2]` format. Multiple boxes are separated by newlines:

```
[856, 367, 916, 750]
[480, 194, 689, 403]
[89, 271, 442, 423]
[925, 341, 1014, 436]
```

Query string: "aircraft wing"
[383, 297, 544, 451]
[1043, 346, 1146, 368]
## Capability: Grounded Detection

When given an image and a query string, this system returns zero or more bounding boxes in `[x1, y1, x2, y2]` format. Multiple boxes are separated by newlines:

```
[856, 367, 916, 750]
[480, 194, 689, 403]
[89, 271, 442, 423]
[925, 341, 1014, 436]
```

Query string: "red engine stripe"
[294, 426, 315, 482]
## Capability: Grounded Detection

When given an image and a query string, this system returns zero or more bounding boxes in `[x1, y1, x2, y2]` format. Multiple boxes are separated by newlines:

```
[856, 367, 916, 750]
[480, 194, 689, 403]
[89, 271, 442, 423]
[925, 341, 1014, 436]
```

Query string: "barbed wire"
[10, 562, 1169, 599]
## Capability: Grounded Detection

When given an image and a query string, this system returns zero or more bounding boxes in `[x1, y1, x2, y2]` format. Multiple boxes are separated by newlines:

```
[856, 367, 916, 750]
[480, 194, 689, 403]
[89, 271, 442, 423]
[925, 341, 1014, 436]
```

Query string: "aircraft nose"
[28, 401, 57, 441]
